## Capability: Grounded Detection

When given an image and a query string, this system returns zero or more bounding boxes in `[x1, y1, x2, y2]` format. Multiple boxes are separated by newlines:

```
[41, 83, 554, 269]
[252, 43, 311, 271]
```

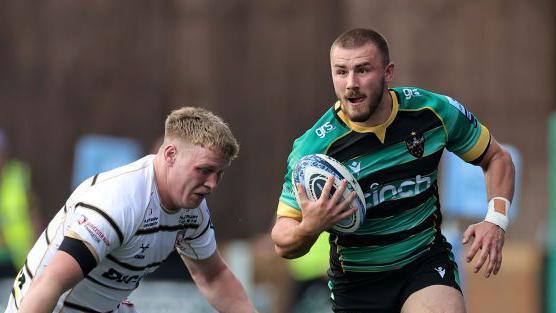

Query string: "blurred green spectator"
[0, 129, 34, 276]
[287, 232, 332, 313]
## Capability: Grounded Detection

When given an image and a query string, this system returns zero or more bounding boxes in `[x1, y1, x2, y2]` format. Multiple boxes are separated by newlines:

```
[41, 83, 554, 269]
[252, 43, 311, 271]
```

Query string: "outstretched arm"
[271, 177, 356, 259]
[462, 136, 515, 278]
[181, 250, 257, 313]
[17, 250, 84, 313]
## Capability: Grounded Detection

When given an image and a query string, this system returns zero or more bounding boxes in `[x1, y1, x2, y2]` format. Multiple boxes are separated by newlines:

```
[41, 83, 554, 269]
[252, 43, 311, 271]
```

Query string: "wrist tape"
[484, 197, 510, 231]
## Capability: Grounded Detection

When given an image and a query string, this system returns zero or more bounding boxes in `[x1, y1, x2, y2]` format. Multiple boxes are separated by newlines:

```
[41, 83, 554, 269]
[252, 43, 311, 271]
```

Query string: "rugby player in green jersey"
[271, 28, 515, 313]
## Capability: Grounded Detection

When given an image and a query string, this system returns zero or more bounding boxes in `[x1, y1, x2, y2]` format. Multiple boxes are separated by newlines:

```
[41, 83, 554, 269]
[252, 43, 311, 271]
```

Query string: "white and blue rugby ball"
[292, 154, 366, 233]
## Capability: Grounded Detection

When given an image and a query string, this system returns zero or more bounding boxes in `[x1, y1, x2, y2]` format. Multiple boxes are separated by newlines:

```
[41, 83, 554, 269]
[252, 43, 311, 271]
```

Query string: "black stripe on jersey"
[365, 184, 437, 219]
[59, 236, 98, 275]
[45, 227, 51, 245]
[359, 149, 444, 188]
[85, 275, 138, 291]
[106, 254, 164, 271]
[91, 173, 99, 186]
[386, 109, 443, 144]
[64, 204, 67, 213]
[328, 109, 443, 162]
[327, 132, 382, 163]
[135, 223, 200, 235]
[64, 301, 104, 313]
[11, 288, 18, 309]
[76, 202, 124, 245]
[187, 220, 211, 240]
[334, 214, 437, 247]
[328, 236, 342, 276]
[24, 259, 33, 279]
[469, 134, 491, 165]
[432, 191, 443, 234]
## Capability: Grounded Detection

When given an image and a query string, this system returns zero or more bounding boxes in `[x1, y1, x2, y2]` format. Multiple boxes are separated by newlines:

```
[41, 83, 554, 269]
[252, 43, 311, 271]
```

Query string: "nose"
[205, 173, 219, 190]
[346, 71, 359, 90]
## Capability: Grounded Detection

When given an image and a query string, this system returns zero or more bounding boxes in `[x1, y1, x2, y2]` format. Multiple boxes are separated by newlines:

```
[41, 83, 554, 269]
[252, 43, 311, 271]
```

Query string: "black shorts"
[329, 241, 462, 313]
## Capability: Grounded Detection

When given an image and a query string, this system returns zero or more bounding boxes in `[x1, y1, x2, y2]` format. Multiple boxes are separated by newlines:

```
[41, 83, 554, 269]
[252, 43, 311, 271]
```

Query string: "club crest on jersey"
[405, 131, 425, 158]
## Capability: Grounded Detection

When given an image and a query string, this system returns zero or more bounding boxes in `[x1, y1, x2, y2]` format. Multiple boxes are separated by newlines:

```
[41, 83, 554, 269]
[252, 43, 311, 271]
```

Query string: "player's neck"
[153, 154, 177, 213]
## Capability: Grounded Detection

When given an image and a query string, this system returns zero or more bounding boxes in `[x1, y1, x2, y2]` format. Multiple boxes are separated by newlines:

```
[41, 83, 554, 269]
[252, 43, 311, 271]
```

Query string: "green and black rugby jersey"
[277, 87, 490, 273]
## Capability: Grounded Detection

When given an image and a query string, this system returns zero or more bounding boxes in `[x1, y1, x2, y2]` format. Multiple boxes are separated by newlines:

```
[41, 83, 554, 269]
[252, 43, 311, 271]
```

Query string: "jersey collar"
[335, 90, 398, 143]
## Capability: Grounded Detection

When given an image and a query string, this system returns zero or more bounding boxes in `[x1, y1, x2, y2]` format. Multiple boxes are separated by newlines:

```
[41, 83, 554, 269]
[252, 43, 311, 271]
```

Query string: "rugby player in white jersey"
[5, 107, 257, 313]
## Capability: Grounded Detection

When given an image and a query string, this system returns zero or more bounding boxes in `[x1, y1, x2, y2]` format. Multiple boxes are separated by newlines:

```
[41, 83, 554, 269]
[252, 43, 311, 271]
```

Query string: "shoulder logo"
[402, 88, 422, 100]
[405, 131, 425, 158]
[445, 96, 478, 128]
[78, 215, 88, 225]
[77, 214, 110, 246]
[315, 122, 335, 139]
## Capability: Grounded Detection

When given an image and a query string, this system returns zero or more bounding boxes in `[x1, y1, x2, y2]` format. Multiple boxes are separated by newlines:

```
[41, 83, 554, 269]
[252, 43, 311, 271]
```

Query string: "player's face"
[331, 43, 393, 123]
[166, 144, 229, 209]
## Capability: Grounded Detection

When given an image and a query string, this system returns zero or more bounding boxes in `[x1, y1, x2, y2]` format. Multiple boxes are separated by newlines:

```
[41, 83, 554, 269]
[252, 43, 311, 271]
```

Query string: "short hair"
[331, 28, 390, 66]
[164, 107, 239, 161]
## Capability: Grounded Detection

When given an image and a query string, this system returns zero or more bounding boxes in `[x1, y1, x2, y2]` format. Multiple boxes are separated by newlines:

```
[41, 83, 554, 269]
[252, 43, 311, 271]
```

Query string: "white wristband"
[484, 197, 510, 231]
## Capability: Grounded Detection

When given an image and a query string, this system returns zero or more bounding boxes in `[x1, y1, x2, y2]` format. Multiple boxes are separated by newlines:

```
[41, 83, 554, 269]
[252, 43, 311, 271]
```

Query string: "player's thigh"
[401, 284, 465, 313]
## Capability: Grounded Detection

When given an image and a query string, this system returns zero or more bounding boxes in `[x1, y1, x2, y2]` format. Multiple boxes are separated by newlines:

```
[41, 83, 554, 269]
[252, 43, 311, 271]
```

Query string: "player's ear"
[163, 144, 177, 165]
[384, 62, 395, 84]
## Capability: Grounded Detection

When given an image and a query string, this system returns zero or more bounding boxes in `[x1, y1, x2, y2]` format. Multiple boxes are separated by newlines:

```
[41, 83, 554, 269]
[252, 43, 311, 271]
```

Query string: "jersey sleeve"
[65, 202, 125, 263]
[175, 201, 217, 260]
[276, 106, 341, 220]
[441, 95, 491, 164]
[277, 139, 305, 220]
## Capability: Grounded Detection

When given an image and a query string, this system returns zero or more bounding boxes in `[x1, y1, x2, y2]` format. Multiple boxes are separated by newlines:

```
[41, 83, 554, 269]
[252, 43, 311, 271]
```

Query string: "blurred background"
[0, 0, 554, 312]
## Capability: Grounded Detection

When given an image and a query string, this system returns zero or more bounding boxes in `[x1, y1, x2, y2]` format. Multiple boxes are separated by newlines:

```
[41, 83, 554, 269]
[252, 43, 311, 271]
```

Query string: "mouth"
[346, 95, 366, 104]
[193, 191, 210, 199]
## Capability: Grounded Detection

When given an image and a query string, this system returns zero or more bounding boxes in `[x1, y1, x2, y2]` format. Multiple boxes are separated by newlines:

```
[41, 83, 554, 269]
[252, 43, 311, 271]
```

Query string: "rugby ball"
[292, 154, 366, 233]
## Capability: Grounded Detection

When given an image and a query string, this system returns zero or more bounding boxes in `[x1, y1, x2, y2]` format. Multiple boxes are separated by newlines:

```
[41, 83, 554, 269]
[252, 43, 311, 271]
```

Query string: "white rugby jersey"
[6, 155, 216, 313]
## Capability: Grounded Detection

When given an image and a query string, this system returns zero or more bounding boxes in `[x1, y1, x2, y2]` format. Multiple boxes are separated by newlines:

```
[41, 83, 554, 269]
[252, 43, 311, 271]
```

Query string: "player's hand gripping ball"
[292, 154, 366, 233]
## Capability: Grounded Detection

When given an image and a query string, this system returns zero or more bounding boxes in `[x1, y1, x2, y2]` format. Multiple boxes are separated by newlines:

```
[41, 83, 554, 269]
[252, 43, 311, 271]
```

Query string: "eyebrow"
[333, 62, 372, 69]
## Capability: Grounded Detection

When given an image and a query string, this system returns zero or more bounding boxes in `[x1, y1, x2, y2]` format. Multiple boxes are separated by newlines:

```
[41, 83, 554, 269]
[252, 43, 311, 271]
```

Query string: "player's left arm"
[462, 135, 515, 278]
[180, 251, 258, 313]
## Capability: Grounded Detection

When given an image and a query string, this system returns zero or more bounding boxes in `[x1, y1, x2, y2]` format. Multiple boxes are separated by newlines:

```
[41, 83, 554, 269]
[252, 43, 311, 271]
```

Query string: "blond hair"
[164, 107, 239, 161]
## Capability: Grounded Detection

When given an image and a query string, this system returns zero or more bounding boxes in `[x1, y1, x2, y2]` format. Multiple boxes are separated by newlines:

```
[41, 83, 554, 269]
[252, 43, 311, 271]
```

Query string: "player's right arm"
[271, 177, 356, 259]
[17, 250, 84, 313]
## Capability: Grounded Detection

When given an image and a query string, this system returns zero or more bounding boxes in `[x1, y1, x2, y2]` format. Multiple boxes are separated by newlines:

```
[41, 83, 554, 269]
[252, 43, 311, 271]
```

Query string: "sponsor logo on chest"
[179, 213, 200, 226]
[364, 174, 432, 208]
[142, 217, 159, 228]
[102, 268, 143, 285]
